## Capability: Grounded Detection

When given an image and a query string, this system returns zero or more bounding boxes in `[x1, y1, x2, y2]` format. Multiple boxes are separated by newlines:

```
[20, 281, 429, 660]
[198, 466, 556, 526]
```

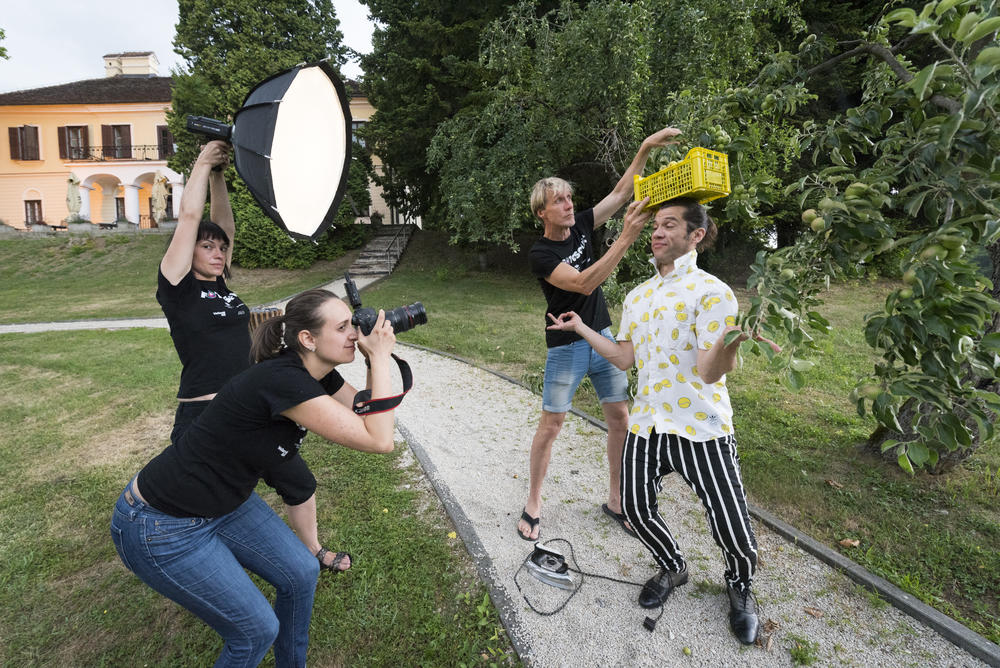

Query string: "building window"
[115, 197, 126, 221]
[102, 124, 132, 159]
[25, 200, 42, 224]
[351, 120, 366, 148]
[8, 126, 40, 160]
[58, 126, 89, 160]
[157, 125, 175, 159]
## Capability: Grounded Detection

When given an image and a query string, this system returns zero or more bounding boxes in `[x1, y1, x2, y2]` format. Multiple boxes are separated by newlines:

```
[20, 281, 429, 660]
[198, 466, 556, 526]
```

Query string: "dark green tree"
[358, 0, 524, 224]
[167, 0, 364, 268]
[0, 28, 8, 60]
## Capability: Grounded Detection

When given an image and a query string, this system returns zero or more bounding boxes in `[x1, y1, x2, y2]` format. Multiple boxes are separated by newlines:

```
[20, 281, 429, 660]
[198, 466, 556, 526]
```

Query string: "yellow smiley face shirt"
[616, 250, 739, 441]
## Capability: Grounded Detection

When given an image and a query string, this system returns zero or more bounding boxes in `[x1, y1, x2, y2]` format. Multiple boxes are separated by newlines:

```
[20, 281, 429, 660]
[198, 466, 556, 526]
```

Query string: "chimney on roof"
[104, 52, 159, 78]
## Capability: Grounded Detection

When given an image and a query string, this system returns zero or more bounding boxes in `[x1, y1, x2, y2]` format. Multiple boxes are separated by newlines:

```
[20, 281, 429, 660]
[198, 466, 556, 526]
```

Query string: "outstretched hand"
[546, 311, 583, 332]
[643, 126, 682, 149]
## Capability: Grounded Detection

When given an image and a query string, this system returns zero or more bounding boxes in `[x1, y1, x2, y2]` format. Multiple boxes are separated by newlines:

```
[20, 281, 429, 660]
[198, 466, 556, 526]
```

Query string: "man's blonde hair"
[529, 177, 573, 218]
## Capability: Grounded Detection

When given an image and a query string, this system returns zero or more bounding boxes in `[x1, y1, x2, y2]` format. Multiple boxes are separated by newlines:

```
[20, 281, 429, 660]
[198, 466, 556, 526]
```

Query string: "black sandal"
[316, 547, 352, 573]
[517, 509, 540, 541]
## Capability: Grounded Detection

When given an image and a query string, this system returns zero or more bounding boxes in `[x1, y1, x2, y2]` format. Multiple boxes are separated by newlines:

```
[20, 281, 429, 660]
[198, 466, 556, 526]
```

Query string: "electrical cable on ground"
[513, 538, 666, 632]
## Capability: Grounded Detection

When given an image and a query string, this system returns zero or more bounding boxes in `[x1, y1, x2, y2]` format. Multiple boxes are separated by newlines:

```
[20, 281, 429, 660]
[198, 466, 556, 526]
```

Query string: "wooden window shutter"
[122, 125, 132, 152]
[58, 127, 68, 159]
[82, 126, 90, 154]
[8, 127, 20, 160]
[24, 126, 39, 159]
[101, 125, 112, 155]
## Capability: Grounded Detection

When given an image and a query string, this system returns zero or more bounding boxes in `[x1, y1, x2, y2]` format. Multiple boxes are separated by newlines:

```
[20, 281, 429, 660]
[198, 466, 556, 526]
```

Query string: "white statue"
[151, 171, 169, 224]
[66, 173, 82, 223]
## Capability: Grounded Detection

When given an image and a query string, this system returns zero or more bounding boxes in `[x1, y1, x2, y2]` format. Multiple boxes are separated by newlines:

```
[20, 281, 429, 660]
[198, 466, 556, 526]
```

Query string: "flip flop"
[316, 547, 352, 573]
[602, 503, 637, 538]
[517, 509, 540, 541]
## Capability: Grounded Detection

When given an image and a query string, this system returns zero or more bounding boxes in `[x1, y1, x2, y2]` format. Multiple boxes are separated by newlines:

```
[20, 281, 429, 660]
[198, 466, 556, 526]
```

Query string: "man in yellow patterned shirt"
[547, 197, 777, 645]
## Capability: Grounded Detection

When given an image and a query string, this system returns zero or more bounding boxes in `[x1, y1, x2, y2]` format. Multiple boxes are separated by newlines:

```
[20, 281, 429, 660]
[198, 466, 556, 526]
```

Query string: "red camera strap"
[351, 354, 413, 415]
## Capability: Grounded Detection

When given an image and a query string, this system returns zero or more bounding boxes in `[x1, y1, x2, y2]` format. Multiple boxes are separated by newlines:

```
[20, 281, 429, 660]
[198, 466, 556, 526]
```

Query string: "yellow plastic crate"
[633, 147, 731, 207]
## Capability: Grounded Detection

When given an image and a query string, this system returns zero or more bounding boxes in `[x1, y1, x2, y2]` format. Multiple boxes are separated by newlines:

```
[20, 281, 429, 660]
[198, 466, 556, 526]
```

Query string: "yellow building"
[346, 80, 413, 226]
[0, 52, 183, 230]
[1, 52, 400, 232]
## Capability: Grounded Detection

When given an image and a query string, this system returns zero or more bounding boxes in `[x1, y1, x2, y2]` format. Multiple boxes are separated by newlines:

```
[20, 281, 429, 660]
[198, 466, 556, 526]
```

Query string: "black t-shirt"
[529, 208, 611, 348]
[137, 350, 346, 518]
[157, 269, 251, 398]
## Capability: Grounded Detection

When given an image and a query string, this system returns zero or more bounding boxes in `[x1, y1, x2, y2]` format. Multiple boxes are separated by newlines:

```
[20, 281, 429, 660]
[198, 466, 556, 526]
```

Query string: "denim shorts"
[542, 327, 628, 413]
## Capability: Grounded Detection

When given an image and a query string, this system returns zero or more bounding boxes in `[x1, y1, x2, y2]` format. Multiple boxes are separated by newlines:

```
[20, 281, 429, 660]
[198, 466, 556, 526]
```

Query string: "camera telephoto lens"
[384, 302, 427, 334]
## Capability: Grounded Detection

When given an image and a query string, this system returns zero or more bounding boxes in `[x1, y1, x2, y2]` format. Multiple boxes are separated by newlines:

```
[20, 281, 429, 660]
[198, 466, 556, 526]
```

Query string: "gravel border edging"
[394, 341, 1000, 668]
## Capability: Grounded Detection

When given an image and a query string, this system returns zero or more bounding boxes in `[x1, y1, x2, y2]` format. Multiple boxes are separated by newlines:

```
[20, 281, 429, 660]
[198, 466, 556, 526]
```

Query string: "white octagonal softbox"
[186, 61, 352, 241]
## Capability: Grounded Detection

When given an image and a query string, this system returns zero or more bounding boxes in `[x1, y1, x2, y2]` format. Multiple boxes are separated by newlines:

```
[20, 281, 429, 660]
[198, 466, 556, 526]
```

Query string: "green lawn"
[0, 227, 997, 665]
[0, 234, 362, 323]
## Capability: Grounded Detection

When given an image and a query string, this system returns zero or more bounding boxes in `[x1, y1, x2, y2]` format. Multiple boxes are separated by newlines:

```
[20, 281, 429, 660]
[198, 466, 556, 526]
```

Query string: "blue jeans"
[110, 483, 319, 668]
[542, 327, 629, 413]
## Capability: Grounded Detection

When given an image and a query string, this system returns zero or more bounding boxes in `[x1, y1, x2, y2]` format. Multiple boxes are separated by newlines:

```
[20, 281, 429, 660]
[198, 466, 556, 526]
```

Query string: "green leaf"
[955, 11, 981, 41]
[980, 332, 1000, 352]
[907, 63, 937, 101]
[898, 451, 915, 475]
[942, 413, 972, 446]
[880, 438, 900, 453]
[724, 329, 744, 347]
[938, 109, 964, 149]
[962, 16, 1000, 43]
[974, 46, 1000, 68]
[885, 7, 918, 27]
[789, 358, 815, 372]
[908, 441, 929, 466]
[785, 368, 805, 391]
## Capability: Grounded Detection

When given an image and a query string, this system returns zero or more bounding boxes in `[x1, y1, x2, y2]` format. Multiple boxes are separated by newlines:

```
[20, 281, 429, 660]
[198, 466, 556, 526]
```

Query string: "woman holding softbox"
[156, 140, 350, 575]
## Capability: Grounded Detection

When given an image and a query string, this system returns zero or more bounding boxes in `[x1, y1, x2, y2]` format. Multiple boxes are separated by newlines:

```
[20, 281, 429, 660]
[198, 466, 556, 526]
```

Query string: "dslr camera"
[343, 272, 427, 335]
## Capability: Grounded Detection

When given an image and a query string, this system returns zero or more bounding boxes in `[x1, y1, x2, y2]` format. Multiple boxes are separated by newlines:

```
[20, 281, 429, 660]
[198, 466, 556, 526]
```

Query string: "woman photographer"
[157, 140, 345, 573]
[111, 289, 398, 667]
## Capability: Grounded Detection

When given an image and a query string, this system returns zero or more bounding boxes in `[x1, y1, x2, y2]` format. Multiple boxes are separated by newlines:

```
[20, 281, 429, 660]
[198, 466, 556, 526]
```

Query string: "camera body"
[343, 272, 427, 336]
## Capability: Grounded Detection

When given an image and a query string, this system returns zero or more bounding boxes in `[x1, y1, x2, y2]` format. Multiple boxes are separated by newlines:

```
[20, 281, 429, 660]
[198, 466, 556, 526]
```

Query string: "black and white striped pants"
[621, 429, 758, 590]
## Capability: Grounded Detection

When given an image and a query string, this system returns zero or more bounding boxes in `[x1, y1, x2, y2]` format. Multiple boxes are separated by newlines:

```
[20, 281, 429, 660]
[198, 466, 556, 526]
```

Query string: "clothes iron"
[524, 541, 575, 590]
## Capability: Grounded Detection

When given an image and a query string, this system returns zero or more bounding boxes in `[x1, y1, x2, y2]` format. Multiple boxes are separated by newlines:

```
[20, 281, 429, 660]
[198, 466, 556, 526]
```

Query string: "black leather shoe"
[727, 584, 759, 645]
[638, 566, 688, 608]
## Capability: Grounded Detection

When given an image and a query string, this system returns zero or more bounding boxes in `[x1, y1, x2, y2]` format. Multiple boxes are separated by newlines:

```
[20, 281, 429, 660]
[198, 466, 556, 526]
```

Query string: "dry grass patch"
[30, 409, 173, 485]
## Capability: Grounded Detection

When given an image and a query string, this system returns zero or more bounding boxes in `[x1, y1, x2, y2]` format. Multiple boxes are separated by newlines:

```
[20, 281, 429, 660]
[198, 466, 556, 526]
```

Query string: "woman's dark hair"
[660, 197, 718, 252]
[198, 220, 232, 279]
[250, 289, 340, 362]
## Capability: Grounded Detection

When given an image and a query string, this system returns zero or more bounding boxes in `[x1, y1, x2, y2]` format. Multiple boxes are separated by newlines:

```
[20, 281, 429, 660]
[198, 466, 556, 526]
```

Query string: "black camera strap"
[352, 354, 413, 415]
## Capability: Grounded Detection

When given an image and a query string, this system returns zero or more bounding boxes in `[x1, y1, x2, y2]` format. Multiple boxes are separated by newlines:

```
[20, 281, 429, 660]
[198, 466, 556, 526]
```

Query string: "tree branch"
[805, 41, 961, 114]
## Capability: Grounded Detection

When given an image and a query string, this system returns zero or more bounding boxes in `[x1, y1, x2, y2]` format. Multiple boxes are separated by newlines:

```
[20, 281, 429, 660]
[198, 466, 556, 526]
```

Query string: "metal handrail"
[66, 145, 174, 161]
[377, 225, 409, 270]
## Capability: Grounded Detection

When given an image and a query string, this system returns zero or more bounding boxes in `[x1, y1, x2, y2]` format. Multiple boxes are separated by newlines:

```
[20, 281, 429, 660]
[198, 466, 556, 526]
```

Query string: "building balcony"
[66, 144, 174, 162]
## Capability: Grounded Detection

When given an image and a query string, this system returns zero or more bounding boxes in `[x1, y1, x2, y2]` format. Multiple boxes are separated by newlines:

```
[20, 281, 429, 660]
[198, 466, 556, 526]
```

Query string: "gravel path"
[2, 290, 994, 666]
[338, 344, 990, 668]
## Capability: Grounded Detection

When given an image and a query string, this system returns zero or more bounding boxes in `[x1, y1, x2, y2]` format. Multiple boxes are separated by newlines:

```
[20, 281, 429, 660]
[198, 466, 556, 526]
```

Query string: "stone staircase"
[347, 224, 417, 278]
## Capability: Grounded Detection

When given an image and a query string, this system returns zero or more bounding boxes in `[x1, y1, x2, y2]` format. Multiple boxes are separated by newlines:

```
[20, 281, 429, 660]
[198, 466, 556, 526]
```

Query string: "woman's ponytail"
[250, 316, 286, 363]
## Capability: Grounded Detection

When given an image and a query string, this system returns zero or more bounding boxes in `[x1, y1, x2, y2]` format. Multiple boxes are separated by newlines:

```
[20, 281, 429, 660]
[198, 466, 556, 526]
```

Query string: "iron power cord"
[514, 537, 665, 632]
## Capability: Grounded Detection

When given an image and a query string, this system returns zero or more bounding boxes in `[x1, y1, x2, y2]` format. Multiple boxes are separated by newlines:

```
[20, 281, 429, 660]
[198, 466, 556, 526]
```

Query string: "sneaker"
[638, 566, 688, 608]
[727, 584, 759, 645]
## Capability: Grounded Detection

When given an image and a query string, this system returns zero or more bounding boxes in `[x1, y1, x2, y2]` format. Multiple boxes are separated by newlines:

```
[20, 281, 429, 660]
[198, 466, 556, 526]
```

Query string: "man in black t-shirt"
[517, 126, 682, 541]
